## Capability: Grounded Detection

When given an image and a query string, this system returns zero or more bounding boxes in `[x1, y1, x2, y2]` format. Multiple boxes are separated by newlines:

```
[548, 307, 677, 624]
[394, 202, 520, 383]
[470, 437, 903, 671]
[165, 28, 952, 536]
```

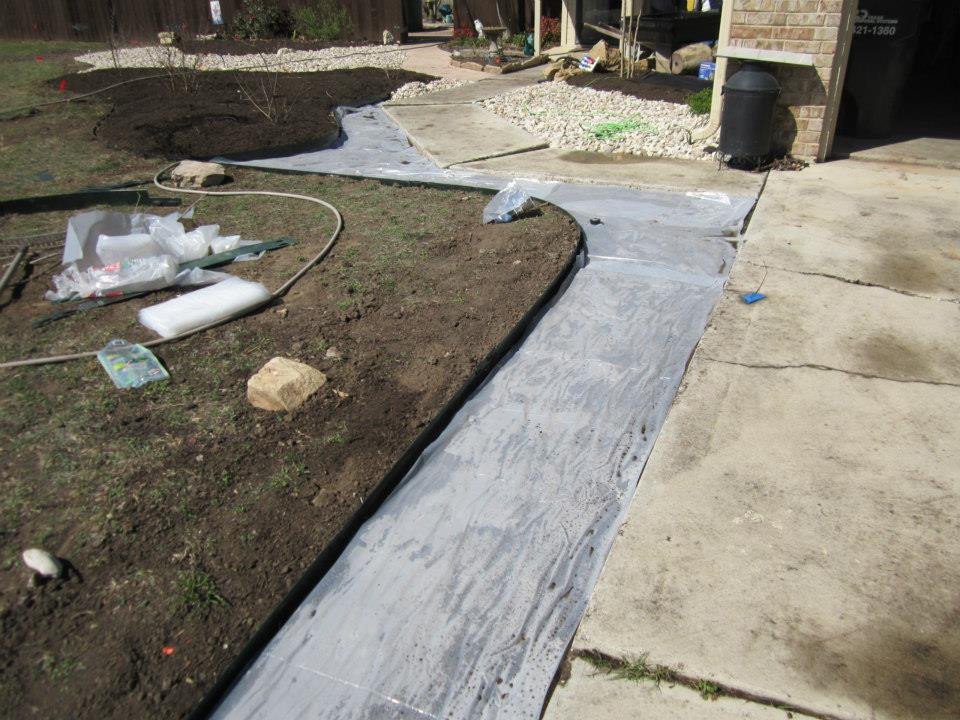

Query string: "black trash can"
[719, 62, 781, 158]
[841, 0, 929, 138]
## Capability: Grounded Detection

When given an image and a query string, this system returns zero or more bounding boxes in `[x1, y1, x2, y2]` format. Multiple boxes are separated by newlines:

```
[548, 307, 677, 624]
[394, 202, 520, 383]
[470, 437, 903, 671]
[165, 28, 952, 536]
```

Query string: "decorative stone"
[169, 160, 228, 189]
[383, 30, 395, 45]
[247, 357, 327, 412]
[22, 548, 62, 579]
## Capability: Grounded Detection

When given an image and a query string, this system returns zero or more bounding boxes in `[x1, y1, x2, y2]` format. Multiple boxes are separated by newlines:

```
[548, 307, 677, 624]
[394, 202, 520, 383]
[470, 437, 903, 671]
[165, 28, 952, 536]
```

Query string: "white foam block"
[138, 276, 271, 338]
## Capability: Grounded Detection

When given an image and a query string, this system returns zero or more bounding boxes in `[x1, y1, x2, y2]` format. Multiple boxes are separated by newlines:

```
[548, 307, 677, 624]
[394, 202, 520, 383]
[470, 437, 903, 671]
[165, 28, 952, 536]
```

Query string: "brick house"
[723, 0, 855, 161]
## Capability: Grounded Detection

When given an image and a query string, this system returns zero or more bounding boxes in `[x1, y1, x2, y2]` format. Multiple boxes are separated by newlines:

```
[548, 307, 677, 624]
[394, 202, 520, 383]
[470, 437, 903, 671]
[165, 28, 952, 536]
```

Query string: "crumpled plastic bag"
[46, 256, 229, 301]
[63, 210, 240, 267]
[482, 180, 538, 224]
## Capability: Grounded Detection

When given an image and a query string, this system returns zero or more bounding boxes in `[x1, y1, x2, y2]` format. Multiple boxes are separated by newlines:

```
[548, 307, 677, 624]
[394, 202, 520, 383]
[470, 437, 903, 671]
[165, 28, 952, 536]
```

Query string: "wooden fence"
[0, 0, 408, 43]
[452, 0, 563, 34]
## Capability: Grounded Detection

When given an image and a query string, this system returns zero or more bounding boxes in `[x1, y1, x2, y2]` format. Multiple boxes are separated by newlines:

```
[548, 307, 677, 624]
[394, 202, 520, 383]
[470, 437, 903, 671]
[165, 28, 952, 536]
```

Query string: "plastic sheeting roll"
[138, 276, 271, 338]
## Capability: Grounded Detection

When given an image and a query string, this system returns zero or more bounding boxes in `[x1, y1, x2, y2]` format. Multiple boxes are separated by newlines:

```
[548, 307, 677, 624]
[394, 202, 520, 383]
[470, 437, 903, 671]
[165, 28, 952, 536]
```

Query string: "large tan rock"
[170, 160, 228, 189]
[247, 357, 327, 412]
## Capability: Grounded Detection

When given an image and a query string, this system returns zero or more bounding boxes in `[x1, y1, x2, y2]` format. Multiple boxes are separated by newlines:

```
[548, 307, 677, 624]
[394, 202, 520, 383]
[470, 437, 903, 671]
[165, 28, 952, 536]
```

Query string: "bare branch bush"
[232, 53, 290, 125]
[156, 47, 204, 95]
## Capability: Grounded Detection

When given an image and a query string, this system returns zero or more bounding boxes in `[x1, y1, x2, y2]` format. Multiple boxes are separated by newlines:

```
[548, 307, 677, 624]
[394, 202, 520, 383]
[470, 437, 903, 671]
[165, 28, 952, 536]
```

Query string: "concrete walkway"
[545, 159, 960, 720]
[382, 72, 760, 194]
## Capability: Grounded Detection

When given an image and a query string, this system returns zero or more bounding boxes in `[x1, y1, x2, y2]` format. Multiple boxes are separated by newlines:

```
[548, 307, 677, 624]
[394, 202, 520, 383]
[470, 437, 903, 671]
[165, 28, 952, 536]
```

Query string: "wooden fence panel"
[0, 0, 408, 43]
[454, 0, 532, 33]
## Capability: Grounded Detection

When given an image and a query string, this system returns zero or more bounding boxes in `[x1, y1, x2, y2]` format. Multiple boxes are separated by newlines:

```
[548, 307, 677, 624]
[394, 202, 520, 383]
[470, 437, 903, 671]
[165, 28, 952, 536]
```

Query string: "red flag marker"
[58, 79, 67, 92]
[35, 54, 44, 61]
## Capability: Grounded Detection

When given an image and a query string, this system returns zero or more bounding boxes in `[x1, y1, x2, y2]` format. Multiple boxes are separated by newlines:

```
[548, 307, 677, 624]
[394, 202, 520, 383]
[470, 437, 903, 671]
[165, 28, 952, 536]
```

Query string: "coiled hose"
[0, 162, 342, 369]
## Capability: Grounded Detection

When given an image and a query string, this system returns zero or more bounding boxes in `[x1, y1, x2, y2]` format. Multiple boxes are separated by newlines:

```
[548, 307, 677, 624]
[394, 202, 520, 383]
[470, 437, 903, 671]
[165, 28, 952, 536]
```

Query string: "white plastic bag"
[95, 232, 164, 264]
[47, 256, 179, 300]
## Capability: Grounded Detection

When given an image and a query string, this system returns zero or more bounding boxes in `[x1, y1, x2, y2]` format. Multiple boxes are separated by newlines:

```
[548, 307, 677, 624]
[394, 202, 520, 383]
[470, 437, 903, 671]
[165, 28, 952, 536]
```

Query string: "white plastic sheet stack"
[137, 277, 271, 338]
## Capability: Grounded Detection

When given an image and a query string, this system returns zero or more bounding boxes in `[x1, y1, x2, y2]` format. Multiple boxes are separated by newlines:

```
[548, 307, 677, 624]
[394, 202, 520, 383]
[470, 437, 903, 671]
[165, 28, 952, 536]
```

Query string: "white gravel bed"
[74, 44, 406, 73]
[390, 78, 468, 101]
[478, 82, 714, 160]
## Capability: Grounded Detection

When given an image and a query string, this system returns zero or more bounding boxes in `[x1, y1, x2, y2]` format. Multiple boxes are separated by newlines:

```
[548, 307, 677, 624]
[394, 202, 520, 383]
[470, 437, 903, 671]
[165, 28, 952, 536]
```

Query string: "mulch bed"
[53, 67, 433, 159]
[0, 174, 580, 720]
[564, 72, 709, 104]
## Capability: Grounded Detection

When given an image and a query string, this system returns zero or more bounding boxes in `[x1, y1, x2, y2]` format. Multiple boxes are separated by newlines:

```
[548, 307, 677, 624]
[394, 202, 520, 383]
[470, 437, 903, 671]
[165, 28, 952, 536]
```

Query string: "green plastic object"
[96, 338, 169, 388]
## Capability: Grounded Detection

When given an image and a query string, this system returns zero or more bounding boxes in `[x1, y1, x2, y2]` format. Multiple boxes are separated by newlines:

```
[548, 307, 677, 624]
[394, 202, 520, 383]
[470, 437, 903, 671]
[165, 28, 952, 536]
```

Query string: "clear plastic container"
[96, 339, 169, 389]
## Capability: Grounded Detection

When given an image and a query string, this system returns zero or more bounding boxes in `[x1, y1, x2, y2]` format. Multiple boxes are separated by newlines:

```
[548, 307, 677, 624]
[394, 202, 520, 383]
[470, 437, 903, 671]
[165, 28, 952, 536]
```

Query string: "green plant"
[293, 0, 353, 41]
[697, 678, 720, 699]
[40, 653, 82, 681]
[232, 0, 292, 39]
[580, 651, 671, 686]
[541, 16, 561, 46]
[178, 568, 227, 610]
[686, 88, 712, 115]
[589, 117, 656, 140]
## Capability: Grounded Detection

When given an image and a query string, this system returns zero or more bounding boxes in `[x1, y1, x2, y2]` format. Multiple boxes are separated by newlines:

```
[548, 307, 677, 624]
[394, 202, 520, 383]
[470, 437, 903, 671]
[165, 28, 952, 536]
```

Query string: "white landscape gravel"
[389, 78, 469, 101]
[74, 44, 406, 73]
[478, 82, 715, 160]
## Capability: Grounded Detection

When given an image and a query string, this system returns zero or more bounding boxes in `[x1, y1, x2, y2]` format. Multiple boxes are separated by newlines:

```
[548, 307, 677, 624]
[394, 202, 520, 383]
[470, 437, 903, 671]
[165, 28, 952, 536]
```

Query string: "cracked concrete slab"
[571, 357, 960, 720]
[382, 104, 548, 167]
[545, 658, 791, 720]
[457, 147, 765, 196]
[706, 262, 960, 385]
[741, 160, 960, 301]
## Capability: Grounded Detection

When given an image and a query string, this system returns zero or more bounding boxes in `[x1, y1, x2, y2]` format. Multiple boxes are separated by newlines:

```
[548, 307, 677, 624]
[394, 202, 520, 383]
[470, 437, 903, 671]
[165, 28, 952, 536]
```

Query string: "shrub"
[686, 88, 712, 115]
[453, 24, 477, 40]
[232, 0, 292, 40]
[541, 16, 560, 46]
[293, 0, 353, 41]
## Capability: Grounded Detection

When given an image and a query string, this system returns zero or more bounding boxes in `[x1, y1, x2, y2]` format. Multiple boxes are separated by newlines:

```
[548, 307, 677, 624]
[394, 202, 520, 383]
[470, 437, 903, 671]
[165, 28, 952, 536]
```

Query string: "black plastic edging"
[187, 172, 586, 720]
[0, 189, 180, 215]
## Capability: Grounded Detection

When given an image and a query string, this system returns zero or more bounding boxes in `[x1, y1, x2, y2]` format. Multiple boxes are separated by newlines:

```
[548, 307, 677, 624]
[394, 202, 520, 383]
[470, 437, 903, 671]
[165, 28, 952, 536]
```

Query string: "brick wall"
[727, 0, 854, 160]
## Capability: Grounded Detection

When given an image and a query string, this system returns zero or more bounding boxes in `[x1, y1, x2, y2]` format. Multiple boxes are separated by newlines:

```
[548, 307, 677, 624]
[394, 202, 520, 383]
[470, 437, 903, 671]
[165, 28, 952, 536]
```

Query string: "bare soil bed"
[0, 45, 580, 720]
[54, 67, 433, 159]
[0, 170, 580, 719]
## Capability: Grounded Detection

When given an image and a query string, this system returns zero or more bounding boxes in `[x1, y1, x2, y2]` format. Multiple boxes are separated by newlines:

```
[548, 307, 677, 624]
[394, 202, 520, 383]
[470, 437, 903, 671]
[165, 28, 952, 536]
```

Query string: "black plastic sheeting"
[201, 107, 756, 719]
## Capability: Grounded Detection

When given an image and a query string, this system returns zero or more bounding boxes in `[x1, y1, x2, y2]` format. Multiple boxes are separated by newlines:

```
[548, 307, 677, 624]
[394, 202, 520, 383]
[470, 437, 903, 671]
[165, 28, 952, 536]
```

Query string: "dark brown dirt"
[0, 173, 580, 720]
[565, 72, 709, 104]
[54, 67, 434, 160]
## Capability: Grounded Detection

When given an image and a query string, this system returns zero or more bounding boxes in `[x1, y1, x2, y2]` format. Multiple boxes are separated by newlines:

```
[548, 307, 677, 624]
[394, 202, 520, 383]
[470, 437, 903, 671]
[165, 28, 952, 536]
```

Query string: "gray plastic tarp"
[210, 107, 756, 719]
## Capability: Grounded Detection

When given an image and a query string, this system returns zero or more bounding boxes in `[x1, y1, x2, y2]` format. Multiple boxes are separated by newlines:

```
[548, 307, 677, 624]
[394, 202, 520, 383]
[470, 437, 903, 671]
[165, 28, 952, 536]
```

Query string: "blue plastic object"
[741, 292, 766, 304]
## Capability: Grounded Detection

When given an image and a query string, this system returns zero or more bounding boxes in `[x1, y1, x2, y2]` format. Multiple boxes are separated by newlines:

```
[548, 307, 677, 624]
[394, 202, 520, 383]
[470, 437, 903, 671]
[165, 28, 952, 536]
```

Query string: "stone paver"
[382, 103, 548, 167]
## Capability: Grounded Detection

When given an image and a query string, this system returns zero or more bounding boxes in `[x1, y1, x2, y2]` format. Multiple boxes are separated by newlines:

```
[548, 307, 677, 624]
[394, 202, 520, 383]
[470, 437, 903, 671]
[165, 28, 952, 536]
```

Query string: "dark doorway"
[835, 0, 960, 165]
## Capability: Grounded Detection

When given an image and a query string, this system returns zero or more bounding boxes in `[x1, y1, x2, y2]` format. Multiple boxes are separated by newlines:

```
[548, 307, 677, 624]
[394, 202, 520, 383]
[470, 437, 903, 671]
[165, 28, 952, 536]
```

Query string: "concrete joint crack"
[739, 259, 960, 304]
[572, 648, 852, 720]
[701, 356, 960, 389]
